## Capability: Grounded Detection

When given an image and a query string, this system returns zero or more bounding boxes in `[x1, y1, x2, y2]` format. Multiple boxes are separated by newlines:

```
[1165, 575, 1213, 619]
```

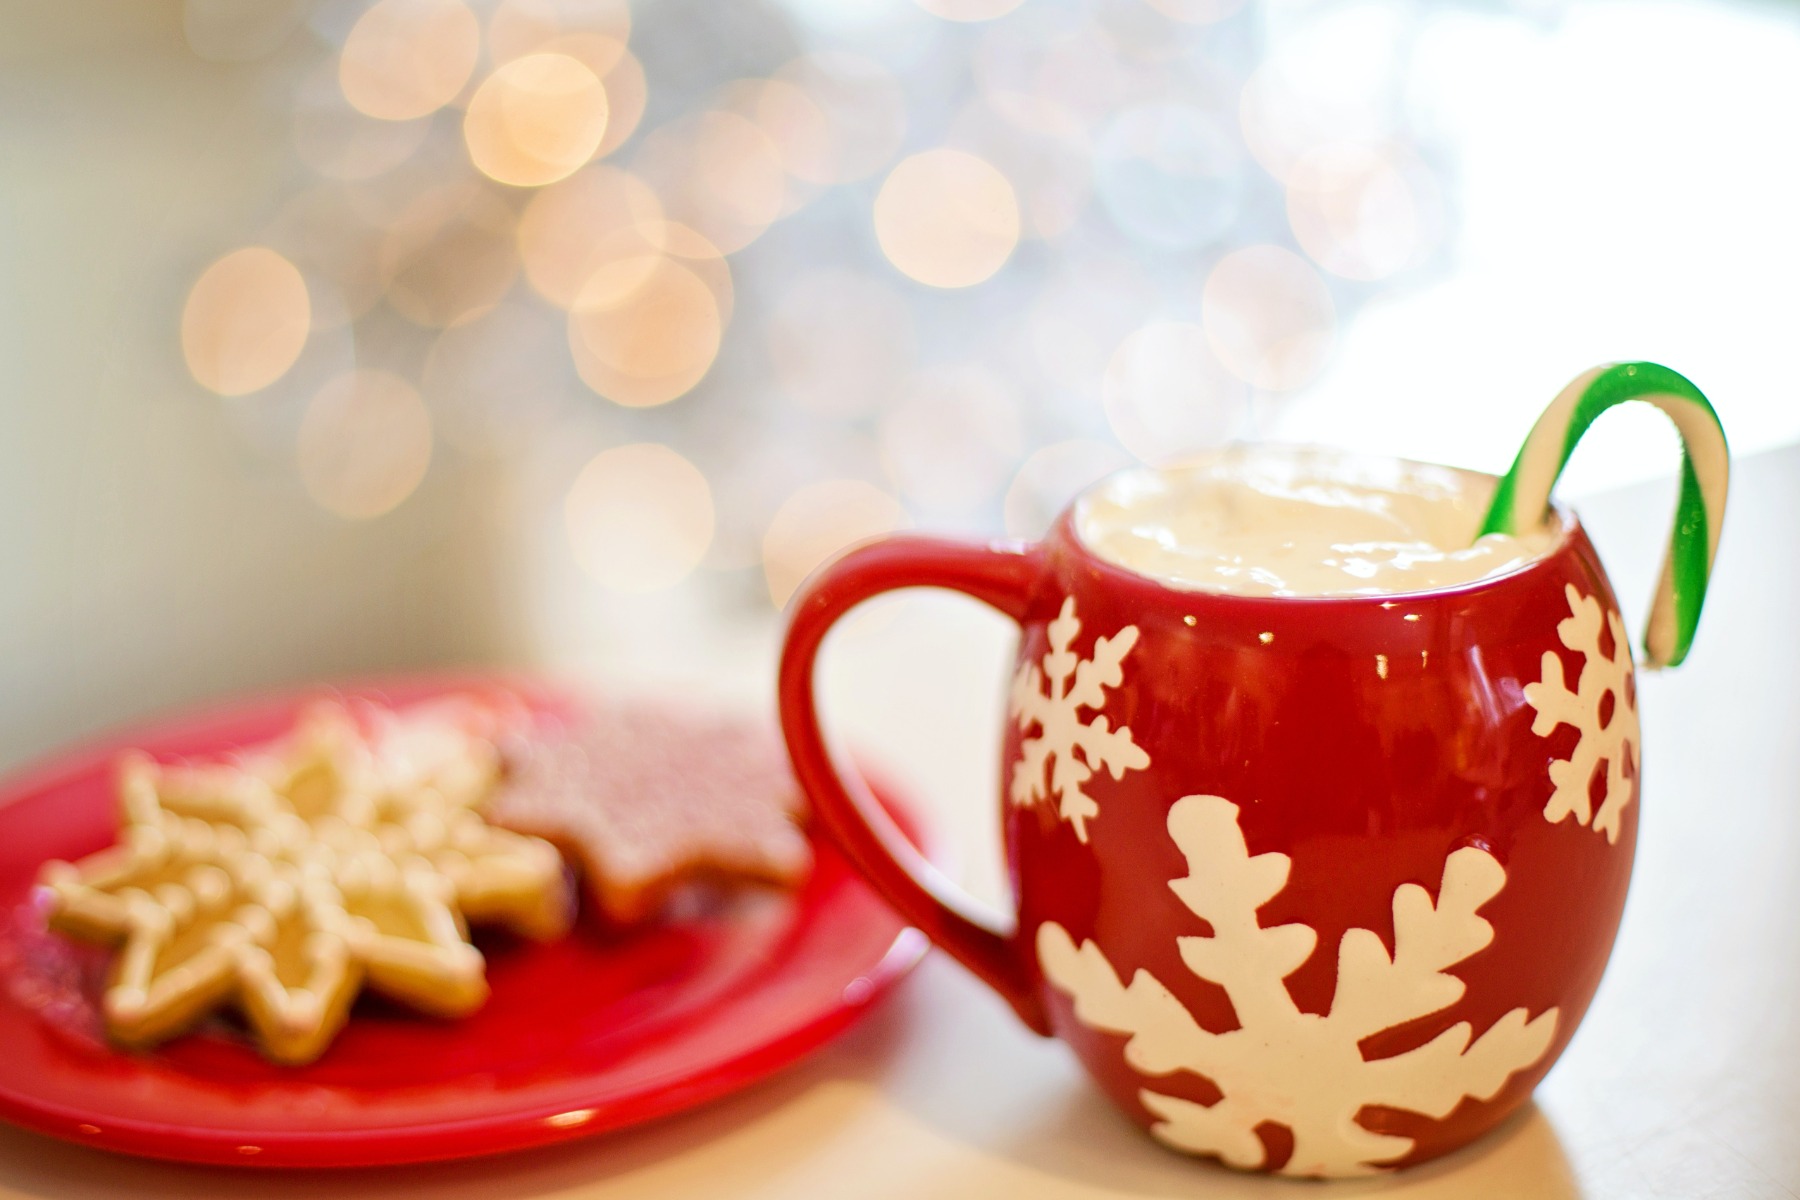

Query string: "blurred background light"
[634, 111, 787, 254]
[293, 60, 433, 181]
[338, 0, 481, 122]
[297, 369, 434, 518]
[1201, 244, 1336, 392]
[589, 46, 647, 159]
[1142, 0, 1244, 25]
[1286, 141, 1442, 282]
[914, 0, 1028, 23]
[1095, 103, 1245, 250]
[569, 254, 723, 407]
[767, 268, 915, 418]
[565, 443, 714, 592]
[156, 0, 1466, 643]
[762, 480, 912, 609]
[378, 183, 519, 327]
[874, 148, 1020, 289]
[770, 53, 906, 186]
[1027, 254, 1156, 395]
[488, 0, 630, 63]
[464, 51, 610, 187]
[1102, 320, 1247, 463]
[14, 0, 1800, 770]
[1237, 5, 1403, 183]
[265, 187, 388, 324]
[421, 300, 569, 456]
[973, 10, 1127, 140]
[516, 165, 662, 308]
[181, 246, 312, 396]
[1003, 439, 1132, 540]
[879, 364, 1023, 516]
[946, 100, 1089, 241]
[724, 78, 828, 208]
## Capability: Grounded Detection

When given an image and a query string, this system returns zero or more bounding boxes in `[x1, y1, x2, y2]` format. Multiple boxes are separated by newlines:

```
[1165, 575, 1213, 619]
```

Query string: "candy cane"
[1478, 362, 1728, 669]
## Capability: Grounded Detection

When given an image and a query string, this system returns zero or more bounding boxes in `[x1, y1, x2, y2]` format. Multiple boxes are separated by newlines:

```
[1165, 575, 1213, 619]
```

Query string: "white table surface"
[1, 444, 1796, 1199]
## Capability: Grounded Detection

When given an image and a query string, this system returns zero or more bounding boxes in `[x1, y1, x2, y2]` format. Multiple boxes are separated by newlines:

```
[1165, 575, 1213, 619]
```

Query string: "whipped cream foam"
[1074, 446, 1560, 597]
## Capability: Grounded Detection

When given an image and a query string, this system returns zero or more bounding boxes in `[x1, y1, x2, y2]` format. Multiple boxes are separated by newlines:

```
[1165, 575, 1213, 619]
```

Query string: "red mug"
[778, 459, 1643, 1177]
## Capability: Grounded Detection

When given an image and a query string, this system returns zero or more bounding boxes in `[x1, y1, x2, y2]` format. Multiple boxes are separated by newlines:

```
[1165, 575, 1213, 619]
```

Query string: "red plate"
[0, 677, 928, 1168]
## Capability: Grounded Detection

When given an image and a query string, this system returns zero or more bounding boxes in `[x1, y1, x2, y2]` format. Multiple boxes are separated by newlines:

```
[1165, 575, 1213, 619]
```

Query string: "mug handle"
[778, 533, 1051, 1036]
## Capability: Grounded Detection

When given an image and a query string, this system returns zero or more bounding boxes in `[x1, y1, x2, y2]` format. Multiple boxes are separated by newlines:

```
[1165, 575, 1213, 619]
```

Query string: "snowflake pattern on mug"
[1038, 795, 1559, 1177]
[1524, 584, 1640, 844]
[1008, 596, 1149, 843]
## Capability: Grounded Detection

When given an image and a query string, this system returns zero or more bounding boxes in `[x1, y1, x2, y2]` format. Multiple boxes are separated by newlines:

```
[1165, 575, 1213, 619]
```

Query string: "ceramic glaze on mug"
[778, 447, 1642, 1178]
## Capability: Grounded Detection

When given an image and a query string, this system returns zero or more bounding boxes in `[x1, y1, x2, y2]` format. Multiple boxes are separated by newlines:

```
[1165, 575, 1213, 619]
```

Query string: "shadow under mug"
[778, 475, 1640, 1178]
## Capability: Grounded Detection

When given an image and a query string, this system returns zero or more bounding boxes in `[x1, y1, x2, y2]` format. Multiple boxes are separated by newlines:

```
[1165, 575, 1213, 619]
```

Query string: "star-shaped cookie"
[484, 703, 811, 925]
[37, 699, 572, 1064]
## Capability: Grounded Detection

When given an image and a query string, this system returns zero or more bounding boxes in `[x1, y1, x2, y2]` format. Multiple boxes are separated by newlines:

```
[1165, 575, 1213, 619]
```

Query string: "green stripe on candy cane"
[1478, 362, 1728, 668]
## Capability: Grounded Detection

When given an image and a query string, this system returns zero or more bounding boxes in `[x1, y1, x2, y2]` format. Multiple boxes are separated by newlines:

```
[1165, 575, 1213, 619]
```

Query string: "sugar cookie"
[38, 698, 572, 1064]
[485, 704, 811, 925]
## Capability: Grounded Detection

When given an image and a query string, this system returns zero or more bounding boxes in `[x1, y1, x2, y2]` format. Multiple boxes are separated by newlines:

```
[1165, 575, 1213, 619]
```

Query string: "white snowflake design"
[1038, 795, 1559, 1178]
[1524, 583, 1641, 844]
[1009, 596, 1149, 843]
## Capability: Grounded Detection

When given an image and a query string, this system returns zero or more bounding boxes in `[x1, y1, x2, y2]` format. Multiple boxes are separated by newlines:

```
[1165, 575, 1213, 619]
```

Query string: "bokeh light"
[379, 183, 519, 328]
[766, 268, 915, 417]
[913, 0, 1026, 22]
[645, 221, 736, 325]
[974, 12, 1127, 139]
[293, 60, 431, 182]
[1094, 104, 1245, 251]
[1237, 9, 1402, 182]
[487, 0, 630, 64]
[1102, 321, 1248, 463]
[420, 301, 569, 456]
[565, 443, 714, 592]
[705, 426, 885, 572]
[948, 99, 1090, 240]
[180, 0, 1458, 615]
[634, 111, 787, 254]
[486, 0, 560, 62]
[517, 165, 663, 308]
[1003, 440, 1132, 540]
[544, 214, 735, 325]
[874, 148, 1020, 289]
[1286, 142, 1441, 282]
[542, 31, 630, 83]
[338, 0, 480, 122]
[1142, 0, 1244, 23]
[717, 80, 826, 217]
[265, 187, 388, 325]
[568, 254, 722, 407]
[1027, 254, 1156, 392]
[1090, 0, 1192, 61]
[771, 53, 907, 185]
[181, 246, 312, 397]
[591, 46, 646, 159]
[464, 53, 610, 188]
[879, 364, 1022, 514]
[762, 480, 912, 609]
[297, 369, 434, 519]
[1201, 244, 1337, 391]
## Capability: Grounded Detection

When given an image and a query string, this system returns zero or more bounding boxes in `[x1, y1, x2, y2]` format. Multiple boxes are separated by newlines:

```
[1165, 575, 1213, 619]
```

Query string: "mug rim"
[1057, 445, 1580, 607]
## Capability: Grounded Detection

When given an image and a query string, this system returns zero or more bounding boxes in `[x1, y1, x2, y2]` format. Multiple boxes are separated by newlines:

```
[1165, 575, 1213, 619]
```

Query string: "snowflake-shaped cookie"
[1009, 596, 1150, 843]
[38, 701, 571, 1064]
[1524, 584, 1640, 843]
